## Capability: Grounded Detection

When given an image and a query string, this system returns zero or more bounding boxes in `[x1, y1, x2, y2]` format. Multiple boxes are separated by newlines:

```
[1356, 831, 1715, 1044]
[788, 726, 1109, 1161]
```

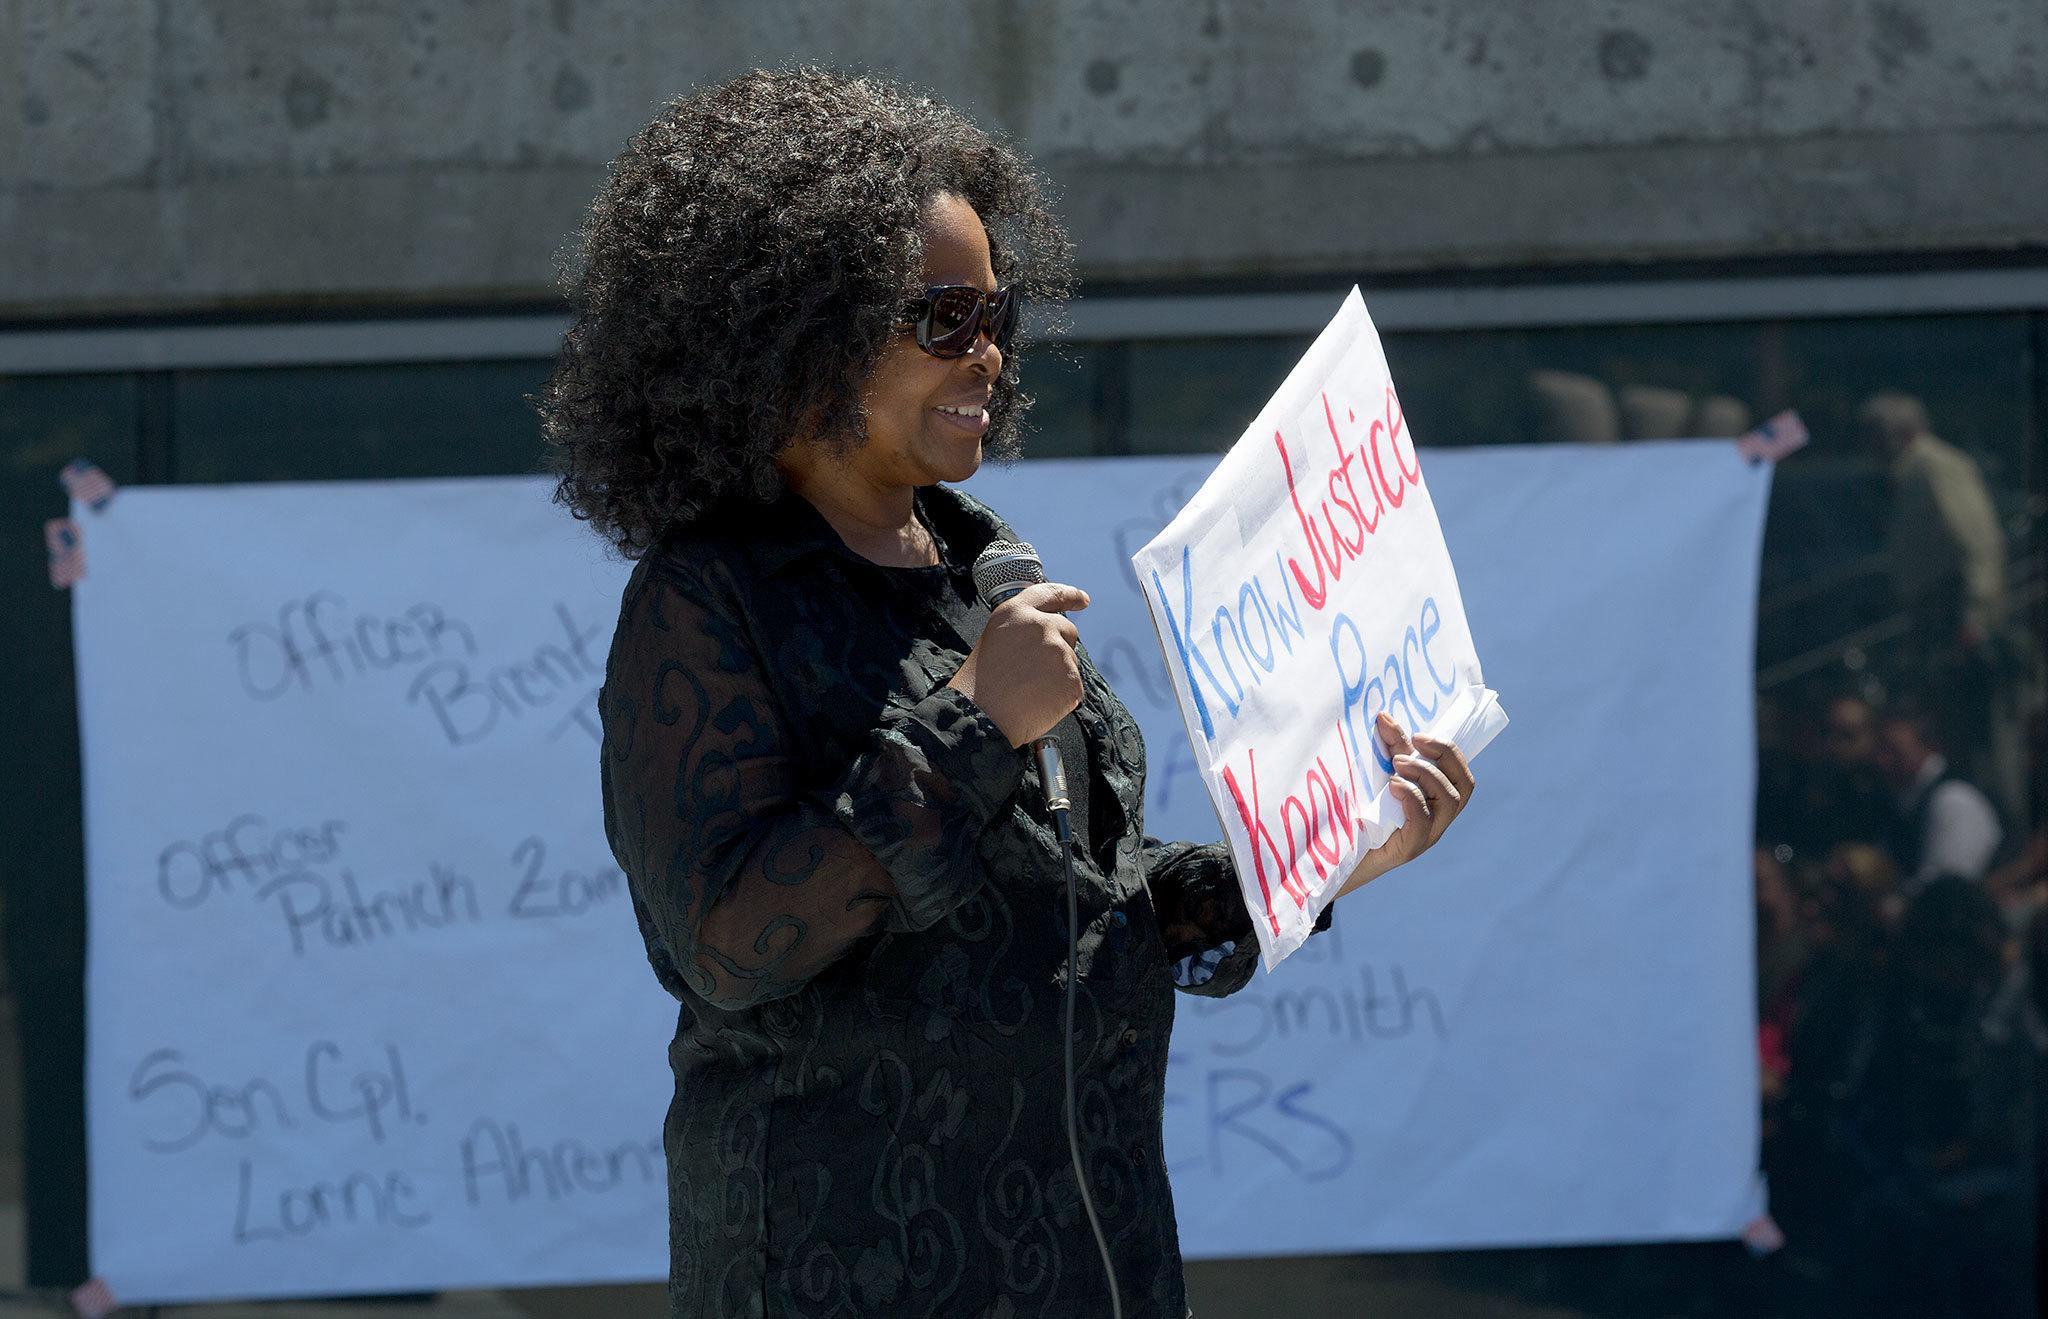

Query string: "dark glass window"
[1017, 340, 1103, 459]
[0, 371, 146, 1283]
[169, 359, 555, 484]
[1125, 336, 1314, 454]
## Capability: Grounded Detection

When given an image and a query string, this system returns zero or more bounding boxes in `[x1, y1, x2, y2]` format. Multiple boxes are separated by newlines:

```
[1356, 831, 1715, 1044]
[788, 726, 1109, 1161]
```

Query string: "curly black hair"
[536, 67, 1074, 558]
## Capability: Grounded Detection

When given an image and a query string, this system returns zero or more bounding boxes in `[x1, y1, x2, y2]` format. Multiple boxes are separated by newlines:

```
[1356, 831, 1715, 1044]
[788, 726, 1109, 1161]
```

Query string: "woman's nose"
[963, 335, 1002, 377]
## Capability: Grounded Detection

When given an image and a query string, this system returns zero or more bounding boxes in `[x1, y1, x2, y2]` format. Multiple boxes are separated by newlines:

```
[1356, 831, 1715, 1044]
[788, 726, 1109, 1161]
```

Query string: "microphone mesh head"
[972, 540, 1045, 607]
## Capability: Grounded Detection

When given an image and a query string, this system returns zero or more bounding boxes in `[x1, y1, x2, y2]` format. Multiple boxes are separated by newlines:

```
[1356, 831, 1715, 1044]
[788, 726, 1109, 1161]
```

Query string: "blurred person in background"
[1873, 705, 2004, 897]
[1767, 838, 1891, 1296]
[1859, 391, 2029, 821]
[1985, 708, 2048, 917]
[1757, 687, 1888, 860]
[1798, 690, 1895, 856]
[1754, 842, 1807, 1124]
[1827, 839, 1907, 929]
[1816, 693, 1892, 843]
[1840, 877, 2040, 1319]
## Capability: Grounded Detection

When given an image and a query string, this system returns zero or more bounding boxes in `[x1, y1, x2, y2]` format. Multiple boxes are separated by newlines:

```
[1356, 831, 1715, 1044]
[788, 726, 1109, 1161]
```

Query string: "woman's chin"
[926, 439, 983, 484]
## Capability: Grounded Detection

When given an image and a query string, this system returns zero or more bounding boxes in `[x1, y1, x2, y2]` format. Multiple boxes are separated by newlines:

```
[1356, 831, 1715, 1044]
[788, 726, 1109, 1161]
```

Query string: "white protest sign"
[73, 477, 672, 1303]
[976, 443, 1769, 1253]
[1130, 289, 1507, 969]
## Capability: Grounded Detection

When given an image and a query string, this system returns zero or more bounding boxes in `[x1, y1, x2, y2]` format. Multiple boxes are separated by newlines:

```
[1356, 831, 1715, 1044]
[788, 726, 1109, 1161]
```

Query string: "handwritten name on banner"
[1133, 289, 1507, 968]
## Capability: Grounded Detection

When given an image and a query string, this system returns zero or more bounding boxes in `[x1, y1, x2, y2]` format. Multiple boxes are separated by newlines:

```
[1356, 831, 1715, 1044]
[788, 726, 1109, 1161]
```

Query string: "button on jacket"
[598, 481, 1330, 1318]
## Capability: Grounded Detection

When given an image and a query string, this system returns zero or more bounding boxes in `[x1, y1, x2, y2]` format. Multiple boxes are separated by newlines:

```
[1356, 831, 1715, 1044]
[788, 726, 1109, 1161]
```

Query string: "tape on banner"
[59, 457, 117, 511]
[46, 517, 86, 589]
[68, 1276, 118, 1319]
[1741, 1211, 1787, 1257]
[1735, 411, 1809, 466]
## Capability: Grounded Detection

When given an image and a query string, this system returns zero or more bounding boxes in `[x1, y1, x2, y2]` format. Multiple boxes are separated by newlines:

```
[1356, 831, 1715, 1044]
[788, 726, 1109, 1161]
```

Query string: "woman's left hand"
[1335, 710, 1477, 900]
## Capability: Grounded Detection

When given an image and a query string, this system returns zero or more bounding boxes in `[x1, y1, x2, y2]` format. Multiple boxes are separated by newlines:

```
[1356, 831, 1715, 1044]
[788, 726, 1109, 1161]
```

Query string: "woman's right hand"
[946, 582, 1090, 747]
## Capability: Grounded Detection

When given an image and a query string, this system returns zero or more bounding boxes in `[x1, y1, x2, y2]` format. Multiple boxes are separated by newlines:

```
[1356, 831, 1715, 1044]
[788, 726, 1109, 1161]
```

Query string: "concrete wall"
[3, 0, 2046, 317]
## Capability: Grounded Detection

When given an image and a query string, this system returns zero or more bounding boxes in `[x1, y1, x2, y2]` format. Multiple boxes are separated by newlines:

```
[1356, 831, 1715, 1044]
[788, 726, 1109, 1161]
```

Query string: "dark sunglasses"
[900, 284, 1019, 359]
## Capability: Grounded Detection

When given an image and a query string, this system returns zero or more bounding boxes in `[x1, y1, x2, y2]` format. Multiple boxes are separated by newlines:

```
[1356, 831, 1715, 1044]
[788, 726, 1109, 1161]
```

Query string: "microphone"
[971, 540, 1073, 841]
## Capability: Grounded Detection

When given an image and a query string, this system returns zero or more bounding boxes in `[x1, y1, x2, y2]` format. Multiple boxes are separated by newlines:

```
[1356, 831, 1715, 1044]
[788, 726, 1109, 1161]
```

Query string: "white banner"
[75, 477, 674, 1302]
[73, 444, 1767, 1300]
[1133, 289, 1506, 969]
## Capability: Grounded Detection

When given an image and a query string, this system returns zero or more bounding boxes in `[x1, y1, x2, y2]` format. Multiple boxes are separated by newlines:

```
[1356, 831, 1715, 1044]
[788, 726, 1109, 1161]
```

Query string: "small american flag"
[46, 518, 85, 589]
[68, 1275, 118, 1318]
[1735, 410, 1809, 465]
[1171, 940, 1235, 989]
[59, 458, 117, 511]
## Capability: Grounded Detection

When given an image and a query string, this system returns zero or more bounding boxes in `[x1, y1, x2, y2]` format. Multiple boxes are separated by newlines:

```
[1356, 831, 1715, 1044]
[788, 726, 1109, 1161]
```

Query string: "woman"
[540, 68, 1474, 1319]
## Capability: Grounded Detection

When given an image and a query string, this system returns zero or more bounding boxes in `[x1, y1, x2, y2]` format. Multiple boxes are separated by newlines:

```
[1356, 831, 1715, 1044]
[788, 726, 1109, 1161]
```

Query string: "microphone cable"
[1052, 803, 1123, 1319]
[972, 538, 1122, 1318]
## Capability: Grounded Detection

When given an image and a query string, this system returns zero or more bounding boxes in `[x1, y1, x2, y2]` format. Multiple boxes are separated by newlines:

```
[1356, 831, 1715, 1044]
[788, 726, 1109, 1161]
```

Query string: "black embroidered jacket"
[598, 481, 1329, 1318]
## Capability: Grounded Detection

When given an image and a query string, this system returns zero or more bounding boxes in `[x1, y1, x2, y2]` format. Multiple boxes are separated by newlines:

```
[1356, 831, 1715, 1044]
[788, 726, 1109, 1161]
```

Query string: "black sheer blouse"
[598, 481, 1330, 1318]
